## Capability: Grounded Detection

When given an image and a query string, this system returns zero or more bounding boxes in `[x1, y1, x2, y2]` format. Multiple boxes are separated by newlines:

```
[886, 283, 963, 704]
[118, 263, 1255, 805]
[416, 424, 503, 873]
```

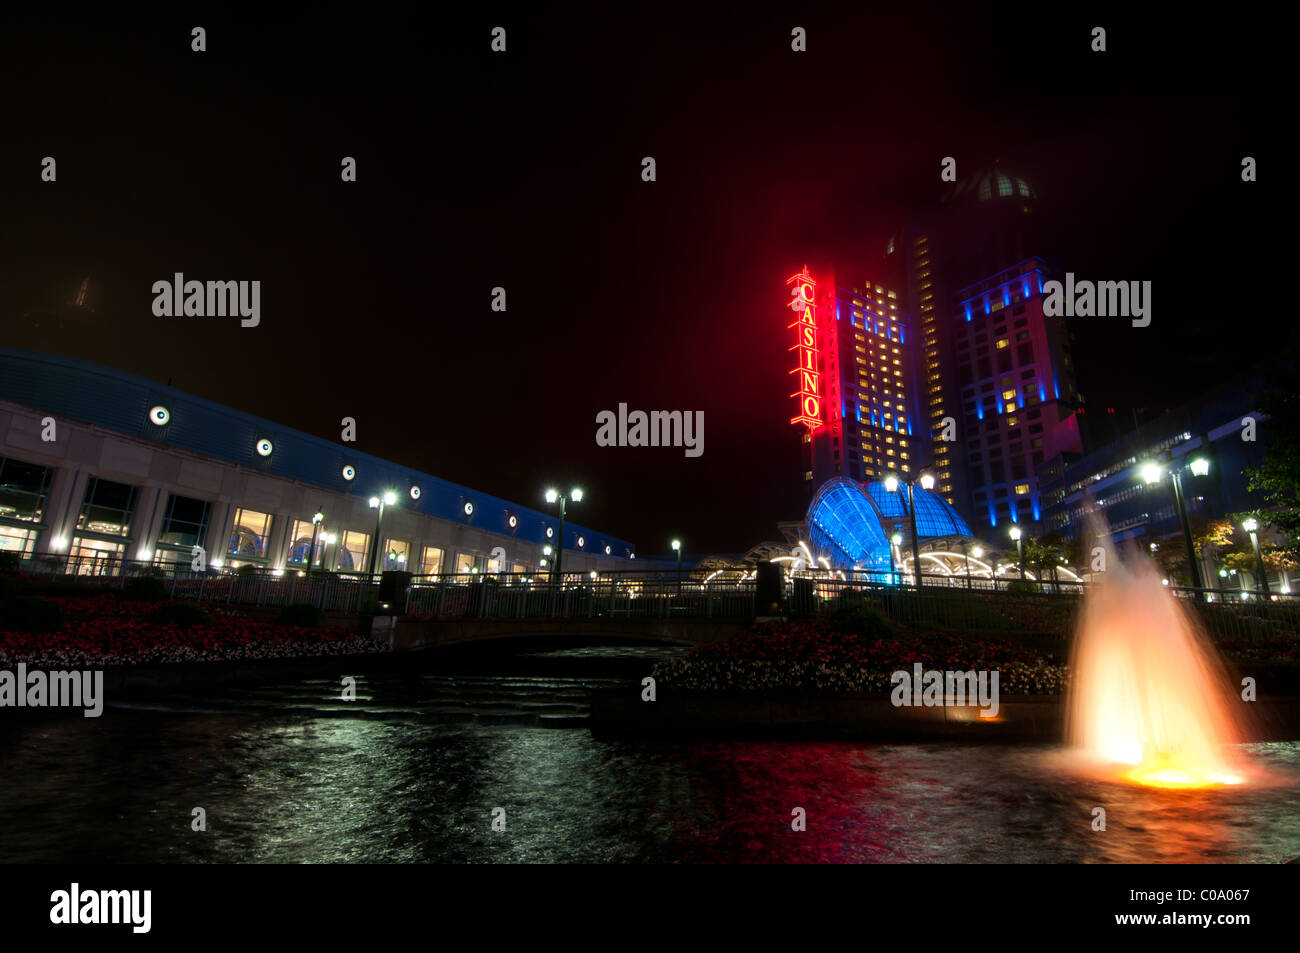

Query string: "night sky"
[0, 6, 1285, 554]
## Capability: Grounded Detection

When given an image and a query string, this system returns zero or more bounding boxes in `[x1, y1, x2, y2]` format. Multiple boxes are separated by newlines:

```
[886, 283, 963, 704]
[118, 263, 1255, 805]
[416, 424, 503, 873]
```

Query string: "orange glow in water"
[1067, 549, 1247, 789]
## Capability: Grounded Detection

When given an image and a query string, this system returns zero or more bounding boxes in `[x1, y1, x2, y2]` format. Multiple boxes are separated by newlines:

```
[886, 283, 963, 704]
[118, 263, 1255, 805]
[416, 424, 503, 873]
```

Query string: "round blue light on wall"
[149, 405, 170, 426]
[256, 438, 273, 457]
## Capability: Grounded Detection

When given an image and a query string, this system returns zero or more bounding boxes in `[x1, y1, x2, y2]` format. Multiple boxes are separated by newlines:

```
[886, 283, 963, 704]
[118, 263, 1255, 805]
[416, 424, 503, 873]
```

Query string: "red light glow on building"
[787, 267, 823, 431]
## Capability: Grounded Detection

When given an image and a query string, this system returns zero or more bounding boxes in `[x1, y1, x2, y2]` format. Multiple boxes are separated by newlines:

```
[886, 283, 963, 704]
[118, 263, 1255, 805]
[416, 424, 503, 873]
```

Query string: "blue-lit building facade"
[801, 271, 918, 492]
[1037, 378, 1284, 589]
[899, 164, 1041, 516]
[0, 349, 636, 576]
[953, 257, 1081, 538]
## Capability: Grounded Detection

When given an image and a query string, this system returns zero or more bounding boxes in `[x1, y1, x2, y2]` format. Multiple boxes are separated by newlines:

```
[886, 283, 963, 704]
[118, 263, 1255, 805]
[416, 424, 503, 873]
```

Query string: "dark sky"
[0, 5, 1287, 555]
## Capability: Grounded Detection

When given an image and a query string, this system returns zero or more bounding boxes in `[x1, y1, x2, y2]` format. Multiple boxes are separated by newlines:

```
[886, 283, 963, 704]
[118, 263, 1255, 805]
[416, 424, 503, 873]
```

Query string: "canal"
[2, 641, 1298, 863]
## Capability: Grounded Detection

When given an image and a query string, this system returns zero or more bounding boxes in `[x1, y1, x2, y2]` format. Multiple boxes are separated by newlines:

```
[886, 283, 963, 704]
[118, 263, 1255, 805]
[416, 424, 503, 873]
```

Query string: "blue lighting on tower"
[984, 296, 990, 315]
[988, 502, 997, 527]
[1037, 273, 1043, 294]
[1003, 286, 1010, 307]
[906, 418, 913, 435]
[1017, 394, 1024, 409]
[1032, 496, 1041, 521]
[1038, 381, 1046, 402]
[1053, 376, 1061, 400]
[976, 402, 984, 420]
[965, 302, 972, 323]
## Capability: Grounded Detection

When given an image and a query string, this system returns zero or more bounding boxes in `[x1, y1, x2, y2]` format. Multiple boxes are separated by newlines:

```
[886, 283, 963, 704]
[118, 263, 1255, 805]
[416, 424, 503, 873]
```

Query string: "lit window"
[996, 338, 1009, 349]
[228, 507, 273, 559]
[1015, 484, 1030, 495]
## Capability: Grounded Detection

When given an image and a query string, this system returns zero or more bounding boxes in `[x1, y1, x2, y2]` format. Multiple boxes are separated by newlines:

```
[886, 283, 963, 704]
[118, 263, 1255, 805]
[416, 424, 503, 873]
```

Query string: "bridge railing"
[404, 571, 758, 621]
[9, 556, 1297, 638]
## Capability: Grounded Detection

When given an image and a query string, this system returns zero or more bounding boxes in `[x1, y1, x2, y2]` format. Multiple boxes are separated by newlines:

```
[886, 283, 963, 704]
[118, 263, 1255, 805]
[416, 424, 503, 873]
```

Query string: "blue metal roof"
[0, 348, 635, 557]
[807, 478, 893, 570]
[863, 482, 972, 538]
[807, 477, 972, 570]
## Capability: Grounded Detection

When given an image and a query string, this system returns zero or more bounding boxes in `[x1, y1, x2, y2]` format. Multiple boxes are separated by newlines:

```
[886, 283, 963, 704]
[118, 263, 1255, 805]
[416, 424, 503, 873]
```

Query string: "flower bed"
[0, 592, 386, 667]
[652, 619, 1070, 695]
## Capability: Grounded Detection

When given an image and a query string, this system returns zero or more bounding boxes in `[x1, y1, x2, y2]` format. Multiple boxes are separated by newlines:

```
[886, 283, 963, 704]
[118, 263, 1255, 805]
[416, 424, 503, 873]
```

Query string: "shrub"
[149, 602, 212, 627]
[0, 596, 65, 633]
[1004, 579, 1040, 595]
[0, 551, 20, 572]
[122, 576, 170, 602]
[277, 603, 325, 628]
[830, 591, 896, 639]
[236, 564, 260, 578]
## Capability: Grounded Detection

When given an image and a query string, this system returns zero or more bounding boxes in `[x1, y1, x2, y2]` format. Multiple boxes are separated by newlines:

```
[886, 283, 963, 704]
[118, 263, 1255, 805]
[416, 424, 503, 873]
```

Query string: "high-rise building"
[786, 266, 917, 495]
[951, 257, 1081, 537]
[898, 163, 1041, 517]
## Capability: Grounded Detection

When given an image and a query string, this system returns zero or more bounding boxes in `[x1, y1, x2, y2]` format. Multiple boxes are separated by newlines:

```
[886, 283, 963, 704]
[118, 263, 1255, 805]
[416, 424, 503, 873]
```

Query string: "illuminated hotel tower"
[951, 257, 1080, 537]
[898, 163, 1041, 519]
[787, 266, 917, 495]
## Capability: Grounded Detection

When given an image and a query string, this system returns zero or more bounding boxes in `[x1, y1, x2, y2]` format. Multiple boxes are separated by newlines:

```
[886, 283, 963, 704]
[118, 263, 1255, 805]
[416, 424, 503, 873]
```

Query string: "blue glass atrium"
[806, 477, 973, 571]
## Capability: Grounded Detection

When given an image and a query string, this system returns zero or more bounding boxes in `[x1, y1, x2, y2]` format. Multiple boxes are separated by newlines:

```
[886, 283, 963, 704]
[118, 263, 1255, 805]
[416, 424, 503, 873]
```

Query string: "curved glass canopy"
[806, 477, 973, 570]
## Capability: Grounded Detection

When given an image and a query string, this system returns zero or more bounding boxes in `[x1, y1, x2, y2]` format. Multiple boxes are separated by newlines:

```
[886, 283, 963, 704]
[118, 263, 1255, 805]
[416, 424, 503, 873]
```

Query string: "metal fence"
[404, 571, 756, 621]
[6, 555, 1299, 639]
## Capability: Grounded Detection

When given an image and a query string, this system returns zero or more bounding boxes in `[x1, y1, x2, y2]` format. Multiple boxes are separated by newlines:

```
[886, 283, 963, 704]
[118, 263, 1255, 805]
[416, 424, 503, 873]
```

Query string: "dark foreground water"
[1, 642, 1298, 863]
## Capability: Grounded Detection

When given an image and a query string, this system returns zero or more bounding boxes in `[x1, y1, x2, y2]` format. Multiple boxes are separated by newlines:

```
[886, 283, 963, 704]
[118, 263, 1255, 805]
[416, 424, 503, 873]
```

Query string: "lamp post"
[885, 472, 934, 588]
[545, 487, 582, 587]
[1242, 517, 1270, 597]
[322, 533, 337, 571]
[307, 508, 324, 570]
[366, 490, 397, 580]
[671, 539, 682, 595]
[1010, 526, 1024, 580]
[889, 532, 903, 586]
[1141, 456, 1209, 594]
[970, 545, 984, 590]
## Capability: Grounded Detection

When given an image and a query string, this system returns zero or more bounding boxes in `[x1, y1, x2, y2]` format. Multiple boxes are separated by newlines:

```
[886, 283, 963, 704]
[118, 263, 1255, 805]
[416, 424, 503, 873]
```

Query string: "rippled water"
[1, 642, 1297, 863]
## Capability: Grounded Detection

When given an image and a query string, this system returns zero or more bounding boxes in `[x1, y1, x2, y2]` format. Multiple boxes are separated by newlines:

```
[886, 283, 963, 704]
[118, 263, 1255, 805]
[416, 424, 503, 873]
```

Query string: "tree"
[1243, 350, 1300, 565]
[1023, 533, 1065, 592]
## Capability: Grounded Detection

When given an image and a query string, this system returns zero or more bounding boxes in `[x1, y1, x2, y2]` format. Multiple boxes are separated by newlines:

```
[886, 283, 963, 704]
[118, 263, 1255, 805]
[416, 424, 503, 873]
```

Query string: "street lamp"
[308, 507, 324, 569]
[544, 487, 582, 585]
[1242, 516, 1270, 597]
[885, 471, 935, 588]
[366, 490, 398, 579]
[672, 538, 682, 595]
[1141, 456, 1210, 593]
[970, 545, 984, 590]
[1009, 526, 1024, 580]
[890, 532, 903, 585]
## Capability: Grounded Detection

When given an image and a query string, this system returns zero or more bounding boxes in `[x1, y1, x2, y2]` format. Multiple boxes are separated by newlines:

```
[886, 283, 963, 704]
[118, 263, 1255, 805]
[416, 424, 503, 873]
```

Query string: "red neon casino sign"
[787, 267, 823, 430]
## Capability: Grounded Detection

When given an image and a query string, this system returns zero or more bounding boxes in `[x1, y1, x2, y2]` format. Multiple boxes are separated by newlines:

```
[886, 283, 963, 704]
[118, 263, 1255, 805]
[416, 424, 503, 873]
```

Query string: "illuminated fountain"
[1067, 541, 1249, 789]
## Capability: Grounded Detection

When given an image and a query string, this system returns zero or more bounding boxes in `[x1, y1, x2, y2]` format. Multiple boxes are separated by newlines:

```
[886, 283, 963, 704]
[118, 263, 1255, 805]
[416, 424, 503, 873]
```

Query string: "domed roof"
[942, 164, 1035, 204]
[805, 477, 972, 570]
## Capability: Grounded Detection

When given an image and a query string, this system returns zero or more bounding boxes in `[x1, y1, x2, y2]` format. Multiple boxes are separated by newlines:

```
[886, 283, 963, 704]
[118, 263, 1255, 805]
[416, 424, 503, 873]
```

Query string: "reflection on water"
[0, 644, 1296, 863]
